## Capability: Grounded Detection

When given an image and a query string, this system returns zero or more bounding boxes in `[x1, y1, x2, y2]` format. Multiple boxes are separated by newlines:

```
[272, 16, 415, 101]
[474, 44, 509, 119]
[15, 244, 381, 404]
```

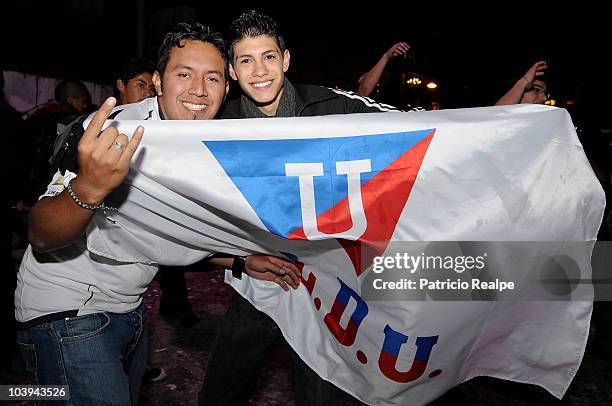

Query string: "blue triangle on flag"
[204, 129, 432, 237]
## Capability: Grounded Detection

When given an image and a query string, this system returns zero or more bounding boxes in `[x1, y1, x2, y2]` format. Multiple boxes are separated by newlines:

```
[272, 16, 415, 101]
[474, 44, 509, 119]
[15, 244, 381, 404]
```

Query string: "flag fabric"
[85, 104, 604, 405]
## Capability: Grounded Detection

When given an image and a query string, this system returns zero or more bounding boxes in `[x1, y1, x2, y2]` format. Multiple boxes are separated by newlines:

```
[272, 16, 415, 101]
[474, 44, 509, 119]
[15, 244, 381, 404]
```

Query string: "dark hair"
[157, 22, 226, 77]
[54, 79, 90, 104]
[117, 57, 155, 85]
[114, 57, 156, 98]
[227, 10, 286, 64]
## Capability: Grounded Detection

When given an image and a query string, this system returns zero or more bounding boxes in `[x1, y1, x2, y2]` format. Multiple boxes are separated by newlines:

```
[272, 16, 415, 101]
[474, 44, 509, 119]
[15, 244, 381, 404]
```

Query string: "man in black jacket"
[200, 10, 400, 406]
[218, 11, 396, 120]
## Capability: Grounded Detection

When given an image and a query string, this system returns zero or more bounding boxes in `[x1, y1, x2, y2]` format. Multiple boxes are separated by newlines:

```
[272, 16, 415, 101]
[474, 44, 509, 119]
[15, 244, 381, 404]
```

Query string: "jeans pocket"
[61, 312, 111, 342]
[16, 340, 39, 385]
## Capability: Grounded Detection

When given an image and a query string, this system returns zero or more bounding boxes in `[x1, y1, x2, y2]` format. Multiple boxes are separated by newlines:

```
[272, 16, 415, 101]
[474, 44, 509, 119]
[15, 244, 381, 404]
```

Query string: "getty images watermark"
[361, 241, 604, 301]
[370, 251, 514, 292]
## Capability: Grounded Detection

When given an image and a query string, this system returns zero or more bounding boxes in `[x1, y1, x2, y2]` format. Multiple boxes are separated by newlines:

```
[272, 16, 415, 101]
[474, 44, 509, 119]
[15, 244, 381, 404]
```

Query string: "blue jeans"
[16, 303, 148, 406]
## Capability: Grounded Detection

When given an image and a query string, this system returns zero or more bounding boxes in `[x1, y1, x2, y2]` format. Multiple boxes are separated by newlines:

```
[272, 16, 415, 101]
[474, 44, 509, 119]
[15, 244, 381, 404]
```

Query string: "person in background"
[495, 60, 549, 105]
[24, 79, 92, 205]
[357, 41, 410, 97]
[114, 57, 156, 106]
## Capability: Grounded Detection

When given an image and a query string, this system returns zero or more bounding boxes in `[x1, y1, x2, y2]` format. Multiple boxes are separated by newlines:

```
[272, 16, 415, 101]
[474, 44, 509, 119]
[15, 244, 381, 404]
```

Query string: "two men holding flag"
[15, 22, 299, 405]
[12, 9, 605, 406]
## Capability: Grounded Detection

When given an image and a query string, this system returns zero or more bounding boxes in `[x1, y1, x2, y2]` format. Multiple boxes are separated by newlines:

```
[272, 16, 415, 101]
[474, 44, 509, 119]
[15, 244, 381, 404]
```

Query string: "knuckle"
[103, 127, 119, 138]
[106, 155, 120, 166]
[77, 144, 89, 154]
[90, 151, 102, 161]
[116, 133, 129, 143]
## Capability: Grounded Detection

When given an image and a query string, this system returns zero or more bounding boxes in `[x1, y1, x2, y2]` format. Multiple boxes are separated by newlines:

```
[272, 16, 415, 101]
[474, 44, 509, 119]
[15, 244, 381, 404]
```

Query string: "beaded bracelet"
[66, 178, 117, 212]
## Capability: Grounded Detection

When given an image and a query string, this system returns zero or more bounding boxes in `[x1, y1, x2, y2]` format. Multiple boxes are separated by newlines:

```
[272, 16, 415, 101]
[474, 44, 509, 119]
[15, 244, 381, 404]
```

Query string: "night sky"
[2, 2, 610, 118]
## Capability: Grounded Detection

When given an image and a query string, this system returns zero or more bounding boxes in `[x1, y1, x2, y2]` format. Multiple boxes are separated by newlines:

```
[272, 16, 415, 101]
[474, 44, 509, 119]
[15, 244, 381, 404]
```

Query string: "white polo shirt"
[15, 97, 162, 322]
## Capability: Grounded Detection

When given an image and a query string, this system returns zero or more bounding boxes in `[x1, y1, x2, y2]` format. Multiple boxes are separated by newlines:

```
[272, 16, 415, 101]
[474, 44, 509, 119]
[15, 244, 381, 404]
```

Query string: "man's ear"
[229, 64, 238, 81]
[116, 79, 126, 94]
[282, 49, 291, 73]
[152, 71, 163, 96]
[224, 80, 230, 100]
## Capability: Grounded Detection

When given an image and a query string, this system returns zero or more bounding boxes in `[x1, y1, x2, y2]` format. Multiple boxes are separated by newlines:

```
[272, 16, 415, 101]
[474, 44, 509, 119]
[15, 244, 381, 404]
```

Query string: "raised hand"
[73, 97, 144, 205]
[385, 42, 410, 59]
[522, 60, 548, 87]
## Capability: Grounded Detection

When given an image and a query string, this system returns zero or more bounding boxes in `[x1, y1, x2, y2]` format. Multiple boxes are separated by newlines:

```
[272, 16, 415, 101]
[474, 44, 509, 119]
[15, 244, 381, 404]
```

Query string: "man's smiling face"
[154, 40, 228, 120]
[229, 35, 290, 116]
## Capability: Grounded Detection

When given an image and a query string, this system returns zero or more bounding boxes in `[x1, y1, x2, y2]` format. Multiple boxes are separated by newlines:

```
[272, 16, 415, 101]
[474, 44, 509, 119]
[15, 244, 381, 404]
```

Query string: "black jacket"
[219, 83, 396, 119]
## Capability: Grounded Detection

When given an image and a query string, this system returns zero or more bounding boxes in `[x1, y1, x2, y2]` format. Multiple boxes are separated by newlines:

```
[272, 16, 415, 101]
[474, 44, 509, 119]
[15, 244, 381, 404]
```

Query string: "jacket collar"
[220, 80, 337, 119]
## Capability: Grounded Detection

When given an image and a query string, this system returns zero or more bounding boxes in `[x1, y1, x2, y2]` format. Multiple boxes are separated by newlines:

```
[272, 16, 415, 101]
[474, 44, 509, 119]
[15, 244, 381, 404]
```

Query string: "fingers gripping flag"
[86, 105, 604, 405]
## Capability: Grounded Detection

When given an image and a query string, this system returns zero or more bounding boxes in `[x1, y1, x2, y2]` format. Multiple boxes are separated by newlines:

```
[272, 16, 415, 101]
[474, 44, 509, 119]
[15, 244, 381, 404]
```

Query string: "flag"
[86, 104, 605, 405]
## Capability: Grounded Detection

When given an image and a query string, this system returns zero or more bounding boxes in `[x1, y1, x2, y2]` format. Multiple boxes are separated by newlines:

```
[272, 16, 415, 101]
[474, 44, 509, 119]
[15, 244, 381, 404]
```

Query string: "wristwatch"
[231, 256, 246, 279]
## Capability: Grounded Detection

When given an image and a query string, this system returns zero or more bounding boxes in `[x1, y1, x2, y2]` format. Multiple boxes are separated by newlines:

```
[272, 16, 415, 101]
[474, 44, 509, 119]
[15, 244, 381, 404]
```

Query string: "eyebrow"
[235, 49, 279, 59]
[171, 64, 223, 76]
[172, 64, 195, 71]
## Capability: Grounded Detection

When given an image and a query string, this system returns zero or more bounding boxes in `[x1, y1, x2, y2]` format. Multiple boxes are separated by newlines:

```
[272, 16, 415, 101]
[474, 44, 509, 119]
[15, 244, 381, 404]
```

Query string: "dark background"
[2, 3, 612, 403]
[1, 1, 610, 122]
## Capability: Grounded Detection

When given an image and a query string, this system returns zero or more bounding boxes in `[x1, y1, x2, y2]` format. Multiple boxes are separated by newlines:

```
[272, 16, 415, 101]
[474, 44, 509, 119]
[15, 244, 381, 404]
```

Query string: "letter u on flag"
[86, 105, 605, 405]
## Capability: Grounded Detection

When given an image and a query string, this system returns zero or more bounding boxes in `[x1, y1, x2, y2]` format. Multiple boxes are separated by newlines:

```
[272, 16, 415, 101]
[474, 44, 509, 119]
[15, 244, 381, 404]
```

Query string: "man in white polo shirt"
[15, 22, 299, 406]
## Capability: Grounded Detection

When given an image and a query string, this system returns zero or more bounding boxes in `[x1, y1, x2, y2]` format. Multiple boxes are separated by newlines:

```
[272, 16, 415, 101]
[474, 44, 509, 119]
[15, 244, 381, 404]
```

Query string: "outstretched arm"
[209, 255, 302, 291]
[495, 60, 547, 105]
[357, 42, 410, 97]
[28, 97, 144, 252]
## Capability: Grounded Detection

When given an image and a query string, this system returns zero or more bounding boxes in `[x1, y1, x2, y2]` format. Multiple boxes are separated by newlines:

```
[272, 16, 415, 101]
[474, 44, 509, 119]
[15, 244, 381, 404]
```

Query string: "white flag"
[86, 104, 605, 405]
